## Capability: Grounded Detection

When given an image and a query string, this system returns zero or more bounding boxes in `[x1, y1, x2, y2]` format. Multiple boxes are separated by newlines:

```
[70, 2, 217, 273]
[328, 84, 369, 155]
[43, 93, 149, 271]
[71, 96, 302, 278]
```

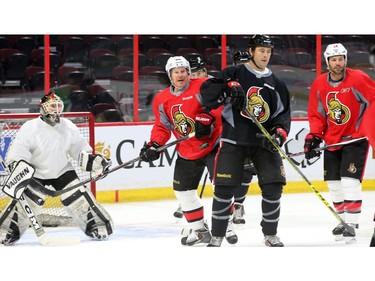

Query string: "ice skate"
[207, 236, 223, 247]
[343, 224, 358, 244]
[173, 205, 183, 219]
[332, 223, 345, 241]
[181, 224, 211, 246]
[264, 235, 284, 247]
[225, 220, 238, 244]
[233, 203, 245, 224]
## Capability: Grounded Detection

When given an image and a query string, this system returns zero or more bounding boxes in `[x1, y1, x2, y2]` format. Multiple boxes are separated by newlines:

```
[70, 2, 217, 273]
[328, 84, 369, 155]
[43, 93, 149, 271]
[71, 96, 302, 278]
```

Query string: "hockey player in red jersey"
[139, 56, 238, 246]
[304, 43, 375, 244]
[200, 35, 291, 247]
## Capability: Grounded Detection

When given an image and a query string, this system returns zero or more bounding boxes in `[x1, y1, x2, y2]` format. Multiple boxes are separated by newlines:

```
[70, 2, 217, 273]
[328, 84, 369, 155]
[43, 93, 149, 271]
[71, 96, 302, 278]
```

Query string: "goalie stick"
[242, 107, 356, 236]
[32, 132, 196, 197]
[286, 136, 368, 159]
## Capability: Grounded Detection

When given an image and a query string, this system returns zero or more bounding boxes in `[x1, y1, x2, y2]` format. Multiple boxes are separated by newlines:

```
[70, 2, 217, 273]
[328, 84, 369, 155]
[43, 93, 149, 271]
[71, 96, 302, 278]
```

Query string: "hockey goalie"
[0, 92, 114, 246]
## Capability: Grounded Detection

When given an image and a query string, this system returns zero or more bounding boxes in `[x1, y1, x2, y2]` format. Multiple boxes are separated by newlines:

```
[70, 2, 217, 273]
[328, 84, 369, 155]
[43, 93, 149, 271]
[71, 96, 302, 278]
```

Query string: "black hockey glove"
[224, 79, 246, 110]
[304, 133, 322, 159]
[258, 127, 287, 153]
[140, 141, 161, 162]
[195, 111, 215, 139]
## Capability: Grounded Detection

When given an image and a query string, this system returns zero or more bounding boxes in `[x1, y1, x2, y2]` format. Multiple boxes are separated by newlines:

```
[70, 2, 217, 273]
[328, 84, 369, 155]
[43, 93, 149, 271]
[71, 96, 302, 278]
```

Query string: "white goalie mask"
[324, 43, 347, 69]
[39, 92, 64, 126]
[165, 56, 191, 79]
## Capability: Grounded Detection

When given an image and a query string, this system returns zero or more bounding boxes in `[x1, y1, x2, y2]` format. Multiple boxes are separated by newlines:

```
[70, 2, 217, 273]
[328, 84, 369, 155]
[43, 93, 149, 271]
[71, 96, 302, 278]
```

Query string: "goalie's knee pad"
[0, 186, 45, 246]
[61, 180, 113, 240]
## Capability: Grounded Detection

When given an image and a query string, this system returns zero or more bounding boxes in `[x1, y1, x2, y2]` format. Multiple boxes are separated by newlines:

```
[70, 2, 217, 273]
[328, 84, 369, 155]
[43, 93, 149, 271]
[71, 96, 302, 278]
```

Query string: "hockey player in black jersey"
[200, 35, 291, 247]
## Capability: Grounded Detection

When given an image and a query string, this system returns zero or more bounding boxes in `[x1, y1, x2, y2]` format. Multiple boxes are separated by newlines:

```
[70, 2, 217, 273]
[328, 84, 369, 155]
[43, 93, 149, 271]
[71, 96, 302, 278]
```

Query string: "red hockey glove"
[195, 112, 215, 139]
[304, 133, 322, 159]
[258, 127, 287, 153]
[140, 141, 161, 162]
[224, 79, 246, 110]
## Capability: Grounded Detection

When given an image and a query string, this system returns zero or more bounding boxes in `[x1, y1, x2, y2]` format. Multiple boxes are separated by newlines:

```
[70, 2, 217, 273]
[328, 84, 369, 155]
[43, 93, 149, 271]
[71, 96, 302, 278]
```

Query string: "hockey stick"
[243, 107, 356, 236]
[17, 194, 81, 246]
[286, 137, 368, 159]
[199, 170, 209, 198]
[32, 132, 196, 197]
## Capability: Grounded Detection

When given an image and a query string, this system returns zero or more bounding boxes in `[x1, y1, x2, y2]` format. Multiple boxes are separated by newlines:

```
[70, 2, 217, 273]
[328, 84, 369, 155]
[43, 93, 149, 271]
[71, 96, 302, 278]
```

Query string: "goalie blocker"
[0, 158, 113, 246]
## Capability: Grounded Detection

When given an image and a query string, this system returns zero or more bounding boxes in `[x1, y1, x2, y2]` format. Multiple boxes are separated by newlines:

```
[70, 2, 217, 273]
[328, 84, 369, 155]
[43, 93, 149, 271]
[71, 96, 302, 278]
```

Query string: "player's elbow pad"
[200, 78, 226, 109]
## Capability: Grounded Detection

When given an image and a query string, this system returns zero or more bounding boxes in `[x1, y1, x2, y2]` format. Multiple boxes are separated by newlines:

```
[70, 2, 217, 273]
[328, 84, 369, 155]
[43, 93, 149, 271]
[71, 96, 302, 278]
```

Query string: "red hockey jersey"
[308, 68, 375, 148]
[150, 78, 222, 160]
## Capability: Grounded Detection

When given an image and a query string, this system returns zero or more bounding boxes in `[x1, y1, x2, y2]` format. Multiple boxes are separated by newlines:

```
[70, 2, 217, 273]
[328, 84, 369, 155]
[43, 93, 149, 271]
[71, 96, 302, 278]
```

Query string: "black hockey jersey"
[201, 64, 291, 146]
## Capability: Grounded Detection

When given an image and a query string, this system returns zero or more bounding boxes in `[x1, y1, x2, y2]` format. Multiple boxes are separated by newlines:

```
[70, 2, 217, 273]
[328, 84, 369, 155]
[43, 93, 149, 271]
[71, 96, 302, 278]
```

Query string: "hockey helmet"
[369, 45, 375, 66]
[324, 43, 347, 67]
[248, 35, 274, 50]
[39, 92, 64, 126]
[233, 50, 251, 64]
[165, 56, 191, 76]
[189, 56, 206, 72]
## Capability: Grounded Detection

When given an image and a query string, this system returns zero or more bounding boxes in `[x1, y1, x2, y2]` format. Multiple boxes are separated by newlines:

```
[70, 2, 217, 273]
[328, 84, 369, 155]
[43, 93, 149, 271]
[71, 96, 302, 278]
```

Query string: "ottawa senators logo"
[326, 92, 350, 125]
[240, 86, 270, 123]
[171, 104, 195, 136]
[347, 163, 357, 174]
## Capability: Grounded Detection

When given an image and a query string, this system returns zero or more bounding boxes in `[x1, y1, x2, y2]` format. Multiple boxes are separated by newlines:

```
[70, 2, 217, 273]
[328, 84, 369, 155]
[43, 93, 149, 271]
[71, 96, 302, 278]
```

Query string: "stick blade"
[39, 234, 81, 246]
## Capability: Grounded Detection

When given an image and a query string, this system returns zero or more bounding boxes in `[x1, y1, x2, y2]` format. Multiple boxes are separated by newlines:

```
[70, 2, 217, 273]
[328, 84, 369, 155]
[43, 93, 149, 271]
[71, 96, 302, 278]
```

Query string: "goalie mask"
[39, 92, 64, 126]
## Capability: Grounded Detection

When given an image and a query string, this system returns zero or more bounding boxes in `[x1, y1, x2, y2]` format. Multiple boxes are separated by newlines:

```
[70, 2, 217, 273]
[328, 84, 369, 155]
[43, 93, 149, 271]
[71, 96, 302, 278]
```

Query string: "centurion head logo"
[326, 92, 350, 125]
[241, 86, 270, 123]
[171, 104, 195, 136]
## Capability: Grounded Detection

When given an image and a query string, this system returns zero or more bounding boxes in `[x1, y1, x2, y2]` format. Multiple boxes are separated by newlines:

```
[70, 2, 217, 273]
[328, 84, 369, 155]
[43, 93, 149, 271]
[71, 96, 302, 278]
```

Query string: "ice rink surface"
[2, 191, 374, 281]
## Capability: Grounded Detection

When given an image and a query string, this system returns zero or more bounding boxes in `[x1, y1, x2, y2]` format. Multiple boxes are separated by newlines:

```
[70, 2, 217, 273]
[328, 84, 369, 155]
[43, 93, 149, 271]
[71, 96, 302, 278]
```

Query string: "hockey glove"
[224, 79, 246, 110]
[195, 111, 215, 139]
[258, 127, 287, 153]
[2, 160, 35, 199]
[79, 151, 112, 177]
[140, 141, 161, 162]
[304, 133, 322, 159]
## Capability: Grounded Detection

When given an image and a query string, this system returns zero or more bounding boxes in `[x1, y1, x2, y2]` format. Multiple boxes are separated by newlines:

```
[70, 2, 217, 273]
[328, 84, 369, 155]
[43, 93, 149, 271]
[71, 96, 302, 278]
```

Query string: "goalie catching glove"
[257, 127, 287, 153]
[79, 151, 111, 177]
[304, 133, 322, 159]
[195, 111, 215, 139]
[140, 141, 161, 162]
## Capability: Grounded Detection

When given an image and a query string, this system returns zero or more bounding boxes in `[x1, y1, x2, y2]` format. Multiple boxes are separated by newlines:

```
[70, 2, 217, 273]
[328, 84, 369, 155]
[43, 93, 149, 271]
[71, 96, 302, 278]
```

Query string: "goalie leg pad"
[61, 180, 114, 240]
[0, 186, 45, 246]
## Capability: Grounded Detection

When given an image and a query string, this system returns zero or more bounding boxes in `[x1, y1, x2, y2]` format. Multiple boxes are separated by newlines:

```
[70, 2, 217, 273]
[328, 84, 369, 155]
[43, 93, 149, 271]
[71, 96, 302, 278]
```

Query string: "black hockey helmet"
[233, 50, 250, 64]
[248, 35, 274, 50]
[189, 56, 206, 72]
[39, 91, 64, 126]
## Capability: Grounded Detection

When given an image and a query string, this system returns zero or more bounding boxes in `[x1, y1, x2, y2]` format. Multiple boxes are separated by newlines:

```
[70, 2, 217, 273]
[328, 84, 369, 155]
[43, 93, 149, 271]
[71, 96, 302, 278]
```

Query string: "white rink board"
[95, 121, 375, 191]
